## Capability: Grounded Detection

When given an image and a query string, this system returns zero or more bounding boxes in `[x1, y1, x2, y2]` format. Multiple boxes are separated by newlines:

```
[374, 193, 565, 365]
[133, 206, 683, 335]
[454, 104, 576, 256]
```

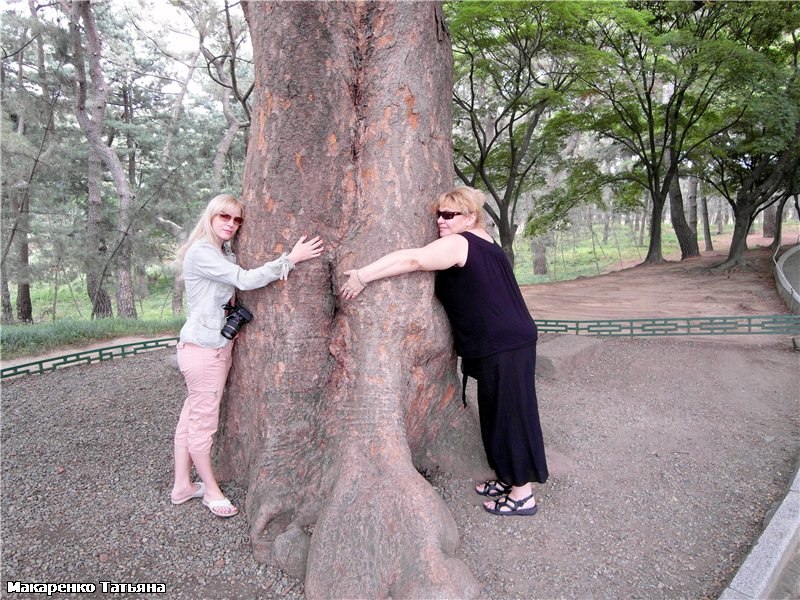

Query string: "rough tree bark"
[216, 3, 482, 598]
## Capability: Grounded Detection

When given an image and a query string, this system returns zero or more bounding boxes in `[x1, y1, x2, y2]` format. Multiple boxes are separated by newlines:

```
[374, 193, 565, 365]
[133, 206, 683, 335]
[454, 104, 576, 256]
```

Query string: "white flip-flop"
[202, 497, 238, 518]
[170, 481, 206, 505]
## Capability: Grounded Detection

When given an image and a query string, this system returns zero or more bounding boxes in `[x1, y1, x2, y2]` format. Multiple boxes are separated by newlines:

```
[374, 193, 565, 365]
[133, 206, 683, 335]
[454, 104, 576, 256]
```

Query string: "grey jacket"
[178, 240, 294, 348]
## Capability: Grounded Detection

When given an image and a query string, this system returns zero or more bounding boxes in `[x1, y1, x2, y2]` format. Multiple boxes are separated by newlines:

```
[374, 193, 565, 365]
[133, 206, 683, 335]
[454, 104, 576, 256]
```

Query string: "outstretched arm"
[340, 234, 468, 300]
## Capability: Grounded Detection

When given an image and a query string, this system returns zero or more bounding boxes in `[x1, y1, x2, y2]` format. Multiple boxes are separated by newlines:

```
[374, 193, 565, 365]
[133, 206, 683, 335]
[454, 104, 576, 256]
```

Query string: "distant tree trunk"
[155, 217, 186, 315]
[200, 44, 247, 191]
[762, 201, 777, 238]
[668, 154, 699, 259]
[218, 3, 479, 599]
[157, 46, 198, 316]
[12, 193, 32, 323]
[496, 215, 517, 268]
[769, 193, 791, 251]
[715, 197, 725, 234]
[687, 174, 698, 237]
[531, 236, 549, 275]
[161, 47, 201, 163]
[116, 84, 138, 319]
[699, 190, 714, 252]
[85, 151, 113, 319]
[70, 0, 136, 317]
[644, 191, 665, 263]
[1, 262, 12, 324]
[9, 37, 32, 323]
[602, 208, 612, 244]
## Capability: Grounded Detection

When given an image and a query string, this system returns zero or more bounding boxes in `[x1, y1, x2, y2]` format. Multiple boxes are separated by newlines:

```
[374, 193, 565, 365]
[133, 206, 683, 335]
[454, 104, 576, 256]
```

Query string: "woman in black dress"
[340, 186, 547, 516]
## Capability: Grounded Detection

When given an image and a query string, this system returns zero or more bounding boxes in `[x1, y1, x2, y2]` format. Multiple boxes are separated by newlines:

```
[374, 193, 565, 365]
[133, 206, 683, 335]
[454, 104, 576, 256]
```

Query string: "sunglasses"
[436, 210, 463, 220]
[217, 212, 243, 225]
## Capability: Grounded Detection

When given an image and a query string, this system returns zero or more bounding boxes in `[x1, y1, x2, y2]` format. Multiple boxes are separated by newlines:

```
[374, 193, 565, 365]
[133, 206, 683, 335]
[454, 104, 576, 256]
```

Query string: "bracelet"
[356, 270, 367, 288]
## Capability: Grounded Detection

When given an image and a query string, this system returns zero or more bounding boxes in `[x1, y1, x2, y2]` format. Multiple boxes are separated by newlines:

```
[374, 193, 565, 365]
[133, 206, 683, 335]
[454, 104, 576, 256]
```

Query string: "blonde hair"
[436, 186, 486, 227]
[175, 193, 244, 269]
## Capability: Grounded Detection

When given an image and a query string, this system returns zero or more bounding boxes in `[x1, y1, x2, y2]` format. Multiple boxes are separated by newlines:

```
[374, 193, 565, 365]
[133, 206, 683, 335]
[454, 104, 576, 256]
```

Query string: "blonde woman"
[170, 194, 323, 517]
[341, 186, 547, 516]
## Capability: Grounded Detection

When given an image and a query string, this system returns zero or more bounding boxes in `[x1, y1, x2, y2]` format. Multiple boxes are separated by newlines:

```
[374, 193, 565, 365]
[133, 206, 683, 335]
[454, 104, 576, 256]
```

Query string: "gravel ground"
[1, 335, 798, 599]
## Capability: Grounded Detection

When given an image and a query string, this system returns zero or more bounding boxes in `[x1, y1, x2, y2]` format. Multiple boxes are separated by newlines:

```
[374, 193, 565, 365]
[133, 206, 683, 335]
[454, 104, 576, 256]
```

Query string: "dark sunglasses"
[217, 212, 243, 225]
[436, 210, 463, 220]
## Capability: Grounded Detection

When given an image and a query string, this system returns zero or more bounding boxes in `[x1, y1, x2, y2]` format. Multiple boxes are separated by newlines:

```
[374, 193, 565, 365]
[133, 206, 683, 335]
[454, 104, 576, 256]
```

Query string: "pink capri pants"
[174, 342, 233, 455]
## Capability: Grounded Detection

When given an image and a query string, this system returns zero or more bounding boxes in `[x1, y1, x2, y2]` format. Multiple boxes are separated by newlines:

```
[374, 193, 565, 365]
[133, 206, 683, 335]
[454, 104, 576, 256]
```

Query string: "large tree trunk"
[218, 3, 480, 598]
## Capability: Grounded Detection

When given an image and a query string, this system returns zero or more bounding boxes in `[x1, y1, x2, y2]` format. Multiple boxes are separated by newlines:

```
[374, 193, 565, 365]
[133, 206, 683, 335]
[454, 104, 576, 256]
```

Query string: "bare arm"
[340, 234, 468, 299]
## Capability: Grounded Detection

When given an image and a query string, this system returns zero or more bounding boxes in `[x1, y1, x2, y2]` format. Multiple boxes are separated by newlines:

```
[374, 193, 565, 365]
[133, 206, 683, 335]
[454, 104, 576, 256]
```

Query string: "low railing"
[1, 337, 179, 380]
[3, 314, 799, 381]
[536, 314, 800, 337]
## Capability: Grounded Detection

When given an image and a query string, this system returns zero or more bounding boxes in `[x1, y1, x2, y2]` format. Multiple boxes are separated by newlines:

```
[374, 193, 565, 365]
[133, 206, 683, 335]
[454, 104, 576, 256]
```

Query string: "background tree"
[701, 4, 800, 267]
[447, 1, 584, 267]
[69, 1, 139, 317]
[216, 3, 481, 597]
[572, 1, 762, 263]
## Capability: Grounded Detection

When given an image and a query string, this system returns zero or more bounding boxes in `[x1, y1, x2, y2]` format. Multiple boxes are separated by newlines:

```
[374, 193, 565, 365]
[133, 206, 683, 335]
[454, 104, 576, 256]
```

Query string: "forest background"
[1, 0, 799, 356]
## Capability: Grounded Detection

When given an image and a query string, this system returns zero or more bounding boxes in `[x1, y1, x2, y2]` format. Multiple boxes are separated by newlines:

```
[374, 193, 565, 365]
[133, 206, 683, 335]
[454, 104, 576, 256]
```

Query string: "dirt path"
[522, 241, 788, 321]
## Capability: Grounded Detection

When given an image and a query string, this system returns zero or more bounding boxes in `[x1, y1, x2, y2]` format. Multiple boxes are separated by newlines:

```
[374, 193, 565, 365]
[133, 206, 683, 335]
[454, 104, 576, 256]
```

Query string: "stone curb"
[718, 463, 800, 599]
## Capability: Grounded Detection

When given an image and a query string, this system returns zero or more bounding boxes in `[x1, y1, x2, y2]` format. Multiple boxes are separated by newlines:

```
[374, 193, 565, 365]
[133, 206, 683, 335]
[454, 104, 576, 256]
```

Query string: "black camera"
[221, 302, 253, 340]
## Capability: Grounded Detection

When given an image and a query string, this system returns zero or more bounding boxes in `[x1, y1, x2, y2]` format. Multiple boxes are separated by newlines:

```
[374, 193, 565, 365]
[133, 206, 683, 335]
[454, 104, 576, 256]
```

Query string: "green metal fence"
[1, 337, 179, 380]
[536, 314, 800, 337]
[2, 314, 799, 381]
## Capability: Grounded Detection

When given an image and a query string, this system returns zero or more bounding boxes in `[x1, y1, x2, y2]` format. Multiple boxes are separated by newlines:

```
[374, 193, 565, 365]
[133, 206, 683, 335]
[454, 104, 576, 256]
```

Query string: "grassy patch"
[0, 316, 184, 360]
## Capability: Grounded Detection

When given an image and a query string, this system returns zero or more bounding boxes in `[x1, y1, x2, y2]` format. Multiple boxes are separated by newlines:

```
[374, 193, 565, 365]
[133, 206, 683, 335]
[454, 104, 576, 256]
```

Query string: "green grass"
[21, 269, 179, 322]
[1, 316, 184, 359]
[514, 223, 684, 285]
[2, 272, 184, 359]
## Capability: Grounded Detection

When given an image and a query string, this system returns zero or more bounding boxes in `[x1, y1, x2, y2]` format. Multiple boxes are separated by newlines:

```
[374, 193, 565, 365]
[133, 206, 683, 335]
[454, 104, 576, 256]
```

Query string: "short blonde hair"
[176, 194, 244, 268]
[436, 186, 486, 227]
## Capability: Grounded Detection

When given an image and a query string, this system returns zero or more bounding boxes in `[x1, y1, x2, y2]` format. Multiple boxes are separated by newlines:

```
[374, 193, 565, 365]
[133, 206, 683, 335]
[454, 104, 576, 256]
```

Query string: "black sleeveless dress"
[435, 231, 548, 485]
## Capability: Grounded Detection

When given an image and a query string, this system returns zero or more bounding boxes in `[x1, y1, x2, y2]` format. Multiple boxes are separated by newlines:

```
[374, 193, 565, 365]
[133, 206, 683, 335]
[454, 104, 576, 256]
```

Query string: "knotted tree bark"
[216, 2, 482, 597]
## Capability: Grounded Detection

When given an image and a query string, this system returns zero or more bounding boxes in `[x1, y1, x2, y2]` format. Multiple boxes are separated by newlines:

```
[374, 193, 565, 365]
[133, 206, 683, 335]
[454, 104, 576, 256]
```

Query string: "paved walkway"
[784, 249, 800, 291]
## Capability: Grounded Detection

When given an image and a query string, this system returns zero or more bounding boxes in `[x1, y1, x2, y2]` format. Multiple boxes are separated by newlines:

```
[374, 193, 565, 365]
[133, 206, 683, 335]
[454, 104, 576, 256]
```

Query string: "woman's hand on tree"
[287, 235, 324, 265]
[340, 270, 366, 300]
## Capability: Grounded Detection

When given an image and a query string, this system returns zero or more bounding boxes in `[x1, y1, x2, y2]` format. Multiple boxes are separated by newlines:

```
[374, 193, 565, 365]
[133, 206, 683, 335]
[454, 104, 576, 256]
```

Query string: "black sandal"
[483, 492, 538, 516]
[475, 479, 512, 498]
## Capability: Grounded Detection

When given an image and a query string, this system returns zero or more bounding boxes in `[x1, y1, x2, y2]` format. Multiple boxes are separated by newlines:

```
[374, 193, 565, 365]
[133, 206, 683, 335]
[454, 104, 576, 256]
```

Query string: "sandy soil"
[522, 238, 788, 322]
